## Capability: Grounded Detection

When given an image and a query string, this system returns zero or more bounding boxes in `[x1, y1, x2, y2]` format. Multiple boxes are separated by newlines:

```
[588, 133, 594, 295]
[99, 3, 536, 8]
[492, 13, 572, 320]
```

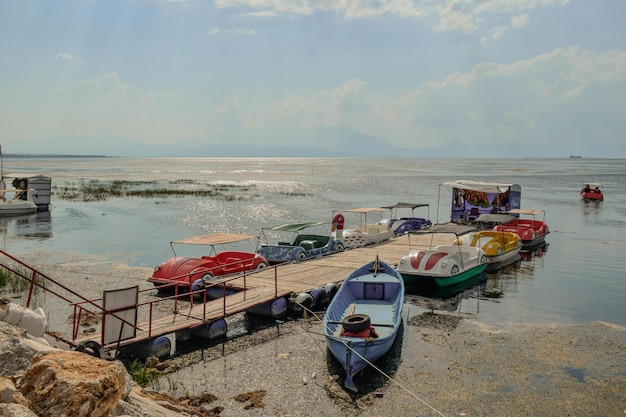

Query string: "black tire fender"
[75, 340, 102, 358]
[341, 314, 371, 333]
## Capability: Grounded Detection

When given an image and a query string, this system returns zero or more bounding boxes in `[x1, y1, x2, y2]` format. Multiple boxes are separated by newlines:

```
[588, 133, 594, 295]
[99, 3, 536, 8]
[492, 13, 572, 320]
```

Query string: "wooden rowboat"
[323, 256, 404, 392]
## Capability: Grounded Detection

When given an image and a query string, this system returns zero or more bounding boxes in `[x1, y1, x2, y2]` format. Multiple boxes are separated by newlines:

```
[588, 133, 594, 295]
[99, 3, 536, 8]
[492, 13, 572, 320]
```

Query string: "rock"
[0, 403, 39, 417]
[0, 376, 29, 407]
[111, 386, 196, 417]
[0, 322, 56, 377]
[17, 350, 128, 417]
[0, 308, 214, 417]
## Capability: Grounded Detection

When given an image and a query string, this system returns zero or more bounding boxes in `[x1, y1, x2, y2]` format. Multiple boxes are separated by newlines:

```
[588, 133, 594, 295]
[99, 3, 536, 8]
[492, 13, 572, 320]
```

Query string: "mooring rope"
[294, 300, 448, 417]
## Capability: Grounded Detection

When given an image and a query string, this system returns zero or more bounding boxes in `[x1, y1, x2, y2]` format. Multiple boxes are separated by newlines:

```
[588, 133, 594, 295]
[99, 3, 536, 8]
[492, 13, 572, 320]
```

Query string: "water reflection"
[483, 249, 540, 298]
[581, 198, 603, 219]
[519, 243, 549, 262]
[486, 253, 522, 272]
[404, 272, 487, 313]
[0, 211, 53, 240]
[404, 244, 550, 315]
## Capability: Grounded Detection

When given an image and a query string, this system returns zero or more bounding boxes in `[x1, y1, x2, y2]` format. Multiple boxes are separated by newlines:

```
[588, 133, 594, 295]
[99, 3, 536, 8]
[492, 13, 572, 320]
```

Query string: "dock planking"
[75, 286, 288, 349]
[74, 229, 460, 353]
[225, 232, 455, 293]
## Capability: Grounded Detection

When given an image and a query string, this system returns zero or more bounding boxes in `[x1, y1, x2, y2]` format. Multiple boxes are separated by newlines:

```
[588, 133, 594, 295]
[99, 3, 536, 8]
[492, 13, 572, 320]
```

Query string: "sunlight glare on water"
[2, 156, 625, 327]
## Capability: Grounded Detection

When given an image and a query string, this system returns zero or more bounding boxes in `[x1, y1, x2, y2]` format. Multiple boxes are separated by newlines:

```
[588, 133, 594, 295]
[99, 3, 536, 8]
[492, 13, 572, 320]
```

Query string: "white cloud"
[233, 47, 625, 150]
[207, 26, 255, 36]
[224, 28, 256, 35]
[56, 53, 83, 64]
[511, 13, 529, 28]
[211, 0, 568, 41]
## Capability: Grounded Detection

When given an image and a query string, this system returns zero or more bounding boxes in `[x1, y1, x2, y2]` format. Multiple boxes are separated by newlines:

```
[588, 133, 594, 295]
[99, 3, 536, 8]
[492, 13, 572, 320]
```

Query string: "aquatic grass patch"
[53, 179, 259, 202]
[0, 267, 47, 294]
[126, 358, 159, 386]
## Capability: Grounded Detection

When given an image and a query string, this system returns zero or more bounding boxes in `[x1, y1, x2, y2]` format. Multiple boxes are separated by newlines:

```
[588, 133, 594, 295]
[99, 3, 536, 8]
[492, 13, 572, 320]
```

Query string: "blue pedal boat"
[323, 257, 404, 393]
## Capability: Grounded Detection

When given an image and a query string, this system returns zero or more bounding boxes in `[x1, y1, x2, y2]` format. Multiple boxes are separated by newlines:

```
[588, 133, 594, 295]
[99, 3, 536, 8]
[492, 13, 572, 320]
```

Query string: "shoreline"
[4, 250, 626, 416]
[152, 315, 626, 417]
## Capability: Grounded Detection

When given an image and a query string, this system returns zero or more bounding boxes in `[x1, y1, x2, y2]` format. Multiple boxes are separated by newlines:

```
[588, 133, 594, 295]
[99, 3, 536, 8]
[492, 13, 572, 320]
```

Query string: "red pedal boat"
[580, 182, 604, 201]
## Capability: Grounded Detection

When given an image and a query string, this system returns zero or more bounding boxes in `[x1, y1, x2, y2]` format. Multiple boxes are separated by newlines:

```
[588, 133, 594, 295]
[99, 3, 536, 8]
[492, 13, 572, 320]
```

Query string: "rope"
[294, 299, 448, 417]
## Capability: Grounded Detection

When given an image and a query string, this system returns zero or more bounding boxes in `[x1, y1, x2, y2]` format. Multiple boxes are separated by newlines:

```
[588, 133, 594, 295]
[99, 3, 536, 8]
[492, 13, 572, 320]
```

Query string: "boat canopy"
[412, 223, 477, 236]
[381, 202, 429, 210]
[172, 233, 259, 246]
[443, 180, 521, 194]
[505, 209, 544, 216]
[335, 207, 390, 214]
[475, 214, 516, 224]
[263, 221, 328, 232]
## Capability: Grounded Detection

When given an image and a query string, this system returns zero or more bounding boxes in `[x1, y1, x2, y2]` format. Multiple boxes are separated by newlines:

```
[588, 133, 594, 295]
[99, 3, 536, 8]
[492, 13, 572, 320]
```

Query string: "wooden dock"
[67, 232, 455, 355]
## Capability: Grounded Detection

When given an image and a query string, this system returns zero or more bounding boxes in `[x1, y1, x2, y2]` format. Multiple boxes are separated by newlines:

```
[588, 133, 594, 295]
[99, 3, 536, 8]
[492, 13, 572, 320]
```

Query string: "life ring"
[341, 314, 371, 333]
[331, 213, 345, 231]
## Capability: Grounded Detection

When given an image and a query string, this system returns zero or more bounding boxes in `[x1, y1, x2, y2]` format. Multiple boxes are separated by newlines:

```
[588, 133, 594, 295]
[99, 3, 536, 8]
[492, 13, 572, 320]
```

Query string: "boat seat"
[299, 240, 316, 250]
[364, 225, 386, 234]
[349, 300, 396, 338]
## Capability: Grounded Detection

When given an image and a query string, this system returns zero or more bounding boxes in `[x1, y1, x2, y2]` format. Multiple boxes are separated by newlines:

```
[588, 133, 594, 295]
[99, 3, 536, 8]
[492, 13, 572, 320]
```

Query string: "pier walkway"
[1, 231, 448, 357]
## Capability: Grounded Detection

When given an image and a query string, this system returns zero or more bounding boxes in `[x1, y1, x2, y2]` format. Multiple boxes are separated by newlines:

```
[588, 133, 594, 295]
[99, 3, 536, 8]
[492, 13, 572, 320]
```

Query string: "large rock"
[17, 350, 129, 417]
[111, 386, 197, 417]
[0, 376, 29, 407]
[0, 403, 39, 417]
[0, 317, 199, 417]
[0, 322, 55, 377]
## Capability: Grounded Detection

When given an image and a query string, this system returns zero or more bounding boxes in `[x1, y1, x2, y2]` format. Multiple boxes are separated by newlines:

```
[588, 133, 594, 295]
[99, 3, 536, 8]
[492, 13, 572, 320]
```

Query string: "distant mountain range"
[7, 126, 580, 158]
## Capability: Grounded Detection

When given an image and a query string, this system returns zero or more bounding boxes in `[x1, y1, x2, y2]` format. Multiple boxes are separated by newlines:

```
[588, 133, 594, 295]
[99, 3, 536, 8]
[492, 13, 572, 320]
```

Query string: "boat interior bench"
[295, 235, 329, 250]
[460, 250, 474, 262]
[336, 300, 397, 338]
[363, 224, 388, 234]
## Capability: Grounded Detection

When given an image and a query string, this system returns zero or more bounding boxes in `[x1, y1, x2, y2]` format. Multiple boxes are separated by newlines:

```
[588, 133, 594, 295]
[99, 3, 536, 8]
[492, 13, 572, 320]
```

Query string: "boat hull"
[326, 332, 396, 392]
[323, 258, 404, 392]
[485, 246, 522, 265]
[581, 192, 603, 201]
[401, 262, 488, 287]
[0, 198, 38, 217]
[396, 242, 488, 287]
[520, 236, 547, 250]
[0, 206, 38, 217]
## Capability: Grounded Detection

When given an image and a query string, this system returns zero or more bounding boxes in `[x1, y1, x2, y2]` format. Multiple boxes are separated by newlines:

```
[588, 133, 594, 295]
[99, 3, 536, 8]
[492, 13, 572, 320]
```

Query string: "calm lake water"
[2, 157, 625, 328]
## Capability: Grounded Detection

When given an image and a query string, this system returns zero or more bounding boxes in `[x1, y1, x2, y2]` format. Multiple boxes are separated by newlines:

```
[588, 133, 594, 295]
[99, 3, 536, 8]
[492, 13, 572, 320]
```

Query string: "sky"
[0, 0, 625, 158]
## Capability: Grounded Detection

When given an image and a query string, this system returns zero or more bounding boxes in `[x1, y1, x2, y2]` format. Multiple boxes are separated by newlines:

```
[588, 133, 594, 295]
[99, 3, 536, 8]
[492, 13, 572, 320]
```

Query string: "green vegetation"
[52, 179, 261, 202]
[126, 359, 159, 386]
[0, 267, 47, 294]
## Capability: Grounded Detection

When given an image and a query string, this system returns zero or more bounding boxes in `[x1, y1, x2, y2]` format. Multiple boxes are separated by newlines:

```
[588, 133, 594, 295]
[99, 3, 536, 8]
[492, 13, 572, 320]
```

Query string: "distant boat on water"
[569, 155, 583, 158]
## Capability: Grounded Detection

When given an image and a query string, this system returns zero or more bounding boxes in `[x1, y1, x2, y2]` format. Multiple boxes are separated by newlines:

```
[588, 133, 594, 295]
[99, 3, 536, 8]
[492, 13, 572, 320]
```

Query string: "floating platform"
[2, 230, 457, 360]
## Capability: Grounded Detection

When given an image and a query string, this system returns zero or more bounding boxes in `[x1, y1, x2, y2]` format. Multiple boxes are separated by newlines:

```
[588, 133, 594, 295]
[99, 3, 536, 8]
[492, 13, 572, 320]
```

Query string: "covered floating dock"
[443, 180, 521, 223]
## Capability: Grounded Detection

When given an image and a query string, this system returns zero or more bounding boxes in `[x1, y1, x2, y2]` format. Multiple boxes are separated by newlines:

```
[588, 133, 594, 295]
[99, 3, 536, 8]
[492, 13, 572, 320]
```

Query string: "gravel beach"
[6, 250, 626, 417]
[152, 314, 626, 417]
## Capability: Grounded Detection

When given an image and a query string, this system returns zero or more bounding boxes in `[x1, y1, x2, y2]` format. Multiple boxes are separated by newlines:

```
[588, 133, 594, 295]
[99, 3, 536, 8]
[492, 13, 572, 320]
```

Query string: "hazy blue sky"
[1, 0, 624, 157]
